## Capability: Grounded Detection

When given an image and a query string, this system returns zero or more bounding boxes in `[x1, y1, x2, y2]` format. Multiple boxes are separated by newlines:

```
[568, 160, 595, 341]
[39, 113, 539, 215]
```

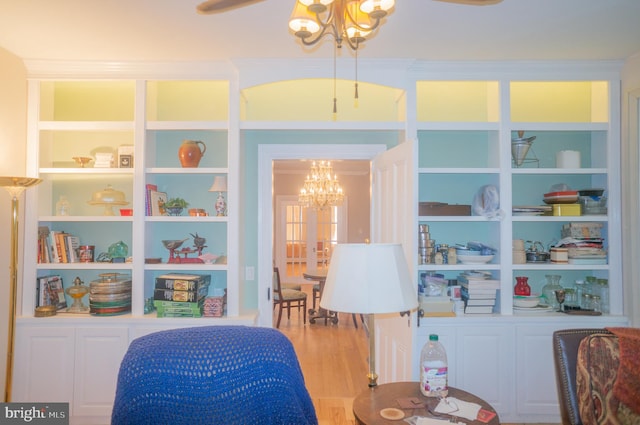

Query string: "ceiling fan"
[196, 0, 265, 15]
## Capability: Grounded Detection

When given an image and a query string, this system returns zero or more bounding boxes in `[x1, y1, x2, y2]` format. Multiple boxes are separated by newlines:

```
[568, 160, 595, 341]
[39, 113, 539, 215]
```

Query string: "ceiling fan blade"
[196, 0, 265, 15]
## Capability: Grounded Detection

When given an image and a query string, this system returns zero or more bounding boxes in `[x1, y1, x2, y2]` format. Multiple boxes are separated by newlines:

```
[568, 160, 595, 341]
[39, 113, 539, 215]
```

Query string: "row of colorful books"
[37, 227, 81, 263]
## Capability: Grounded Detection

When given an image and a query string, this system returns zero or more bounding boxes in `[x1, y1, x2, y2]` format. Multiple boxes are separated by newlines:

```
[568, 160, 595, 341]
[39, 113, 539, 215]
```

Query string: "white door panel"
[371, 140, 417, 383]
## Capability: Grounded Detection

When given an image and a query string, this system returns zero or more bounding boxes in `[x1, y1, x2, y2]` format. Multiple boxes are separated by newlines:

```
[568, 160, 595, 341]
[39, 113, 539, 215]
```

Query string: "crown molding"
[23, 59, 239, 79]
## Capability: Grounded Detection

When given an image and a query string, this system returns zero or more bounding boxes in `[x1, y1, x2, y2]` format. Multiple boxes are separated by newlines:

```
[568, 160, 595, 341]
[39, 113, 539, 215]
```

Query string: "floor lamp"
[1, 176, 42, 402]
[320, 243, 418, 387]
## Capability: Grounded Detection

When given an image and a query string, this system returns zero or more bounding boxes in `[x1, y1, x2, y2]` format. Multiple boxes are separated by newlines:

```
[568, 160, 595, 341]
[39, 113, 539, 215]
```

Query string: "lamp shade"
[320, 243, 417, 314]
[208, 176, 227, 192]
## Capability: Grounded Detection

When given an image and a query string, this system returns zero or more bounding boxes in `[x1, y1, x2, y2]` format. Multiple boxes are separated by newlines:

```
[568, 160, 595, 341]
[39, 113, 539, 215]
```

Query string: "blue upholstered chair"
[111, 326, 317, 425]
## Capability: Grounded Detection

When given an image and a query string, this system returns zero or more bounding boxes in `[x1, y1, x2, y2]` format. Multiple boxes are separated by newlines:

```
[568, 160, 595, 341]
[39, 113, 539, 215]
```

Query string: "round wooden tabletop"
[352, 381, 500, 425]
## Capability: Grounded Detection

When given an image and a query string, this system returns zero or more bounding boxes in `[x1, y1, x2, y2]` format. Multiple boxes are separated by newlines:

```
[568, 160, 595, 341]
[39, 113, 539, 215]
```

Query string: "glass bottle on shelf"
[584, 276, 597, 296]
[574, 279, 585, 308]
[591, 295, 602, 313]
[596, 278, 609, 314]
[56, 195, 70, 216]
[564, 287, 577, 307]
[542, 274, 562, 309]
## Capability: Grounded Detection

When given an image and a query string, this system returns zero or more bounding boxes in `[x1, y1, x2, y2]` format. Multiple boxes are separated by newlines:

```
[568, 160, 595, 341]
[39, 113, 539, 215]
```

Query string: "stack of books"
[93, 152, 114, 168]
[153, 273, 211, 317]
[457, 271, 500, 314]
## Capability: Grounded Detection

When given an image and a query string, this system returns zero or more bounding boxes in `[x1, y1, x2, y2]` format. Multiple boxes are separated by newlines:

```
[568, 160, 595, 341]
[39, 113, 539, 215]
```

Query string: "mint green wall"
[240, 130, 399, 310]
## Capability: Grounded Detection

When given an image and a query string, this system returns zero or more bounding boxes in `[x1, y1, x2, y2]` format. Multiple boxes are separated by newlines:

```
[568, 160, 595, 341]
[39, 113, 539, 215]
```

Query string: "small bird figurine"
[190, 233, 207, 255]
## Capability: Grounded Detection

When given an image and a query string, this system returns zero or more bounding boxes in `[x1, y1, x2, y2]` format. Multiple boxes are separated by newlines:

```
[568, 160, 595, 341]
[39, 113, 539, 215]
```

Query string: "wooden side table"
[353, 382, 500, 425]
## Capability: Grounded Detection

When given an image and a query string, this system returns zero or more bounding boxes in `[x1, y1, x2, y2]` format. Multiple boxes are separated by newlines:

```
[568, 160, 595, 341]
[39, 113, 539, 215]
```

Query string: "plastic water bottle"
[420, 334, 448, 397]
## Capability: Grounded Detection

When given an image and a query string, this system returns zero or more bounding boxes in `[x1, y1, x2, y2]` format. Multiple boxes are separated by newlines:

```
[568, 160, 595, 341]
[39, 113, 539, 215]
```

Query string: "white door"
[257, 144, 387, 327]
[275, 196, 347, 285]
[371, 139, 417, 383]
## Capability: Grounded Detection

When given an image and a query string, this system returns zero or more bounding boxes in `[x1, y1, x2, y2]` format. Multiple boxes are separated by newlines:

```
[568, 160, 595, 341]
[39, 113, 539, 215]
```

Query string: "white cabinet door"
[456, 325, 514, 418]
[73, 327, 129, 417]
[13, 325, 75, 403]
[514, 324, 561, 418]
[417, 323, 513, 419]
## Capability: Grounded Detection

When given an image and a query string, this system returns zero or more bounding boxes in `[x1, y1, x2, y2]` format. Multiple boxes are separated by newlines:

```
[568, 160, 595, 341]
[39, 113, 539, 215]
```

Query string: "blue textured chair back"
[111, 326, 318, 425]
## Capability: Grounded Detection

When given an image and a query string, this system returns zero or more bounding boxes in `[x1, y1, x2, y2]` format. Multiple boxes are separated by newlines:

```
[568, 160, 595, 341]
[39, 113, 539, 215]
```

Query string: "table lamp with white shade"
[320, 242, 418, 387]
[208, 175, 227, 216]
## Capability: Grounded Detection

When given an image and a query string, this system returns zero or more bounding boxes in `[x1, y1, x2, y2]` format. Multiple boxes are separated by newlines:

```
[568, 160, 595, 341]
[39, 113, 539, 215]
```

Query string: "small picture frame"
[150, 191, 167, 216]
[118, 145, 134, 168]
[449, 285, 462, 301]
[119, 154, 133, 168]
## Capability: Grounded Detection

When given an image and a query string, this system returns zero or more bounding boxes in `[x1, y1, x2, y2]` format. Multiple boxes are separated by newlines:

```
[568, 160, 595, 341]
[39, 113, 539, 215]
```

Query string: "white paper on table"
[434, 397, 481, 421]
[415, 417, 452, 425]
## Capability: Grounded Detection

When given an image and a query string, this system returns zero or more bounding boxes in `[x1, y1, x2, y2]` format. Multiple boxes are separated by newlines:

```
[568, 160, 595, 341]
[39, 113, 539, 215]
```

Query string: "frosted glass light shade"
[289, 2, 321, 36]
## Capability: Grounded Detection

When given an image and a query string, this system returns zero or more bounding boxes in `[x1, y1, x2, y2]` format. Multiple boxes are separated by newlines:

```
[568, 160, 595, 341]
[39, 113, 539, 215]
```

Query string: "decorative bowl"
[457, 254, 494, 264]
[72, 156, 93, 168]
[456, 248, 482, 256]
[513, 295, 541, 308]
[165, 206, 184, 216]
[119, 208, 133, 216]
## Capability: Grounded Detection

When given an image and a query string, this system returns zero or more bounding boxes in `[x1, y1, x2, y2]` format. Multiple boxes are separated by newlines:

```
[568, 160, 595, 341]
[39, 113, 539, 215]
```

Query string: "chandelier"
[288, 0, 395, 51]
[298, 161, 345, 210]
[288, 0, 395, 113]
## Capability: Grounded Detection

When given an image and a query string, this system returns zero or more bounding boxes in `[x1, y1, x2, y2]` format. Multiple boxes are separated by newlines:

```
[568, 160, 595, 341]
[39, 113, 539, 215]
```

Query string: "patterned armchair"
[112, 326, 318, 425]
[553, 327, 640, 425]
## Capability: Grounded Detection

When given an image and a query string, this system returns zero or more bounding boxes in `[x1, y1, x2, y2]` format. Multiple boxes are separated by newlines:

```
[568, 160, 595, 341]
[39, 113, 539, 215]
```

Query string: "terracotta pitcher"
[178, 140, 206, 168]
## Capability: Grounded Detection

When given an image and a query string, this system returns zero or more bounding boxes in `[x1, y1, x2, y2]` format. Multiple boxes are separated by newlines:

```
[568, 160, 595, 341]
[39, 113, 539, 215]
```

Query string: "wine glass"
[554, 289, 566, 312]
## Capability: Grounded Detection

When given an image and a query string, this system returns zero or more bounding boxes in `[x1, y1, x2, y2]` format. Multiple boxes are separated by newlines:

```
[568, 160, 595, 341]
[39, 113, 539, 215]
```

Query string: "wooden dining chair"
[273, 267, 308, 328]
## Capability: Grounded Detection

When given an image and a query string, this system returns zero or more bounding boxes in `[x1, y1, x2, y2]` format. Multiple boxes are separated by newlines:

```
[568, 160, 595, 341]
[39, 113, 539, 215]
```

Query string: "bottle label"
[422, 365, 448, 393]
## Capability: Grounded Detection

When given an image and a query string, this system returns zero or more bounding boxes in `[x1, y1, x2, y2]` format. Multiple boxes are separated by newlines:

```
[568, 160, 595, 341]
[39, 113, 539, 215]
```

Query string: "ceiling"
[1, 0, 640, 63]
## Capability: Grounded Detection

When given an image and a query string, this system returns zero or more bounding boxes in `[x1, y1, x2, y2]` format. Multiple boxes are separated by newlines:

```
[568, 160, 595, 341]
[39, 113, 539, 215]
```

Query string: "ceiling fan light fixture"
[345, 2, 372, 43]
[289, 2, 322, 37]
[298, 0, 335, 14]
[360, 0, 395, 19]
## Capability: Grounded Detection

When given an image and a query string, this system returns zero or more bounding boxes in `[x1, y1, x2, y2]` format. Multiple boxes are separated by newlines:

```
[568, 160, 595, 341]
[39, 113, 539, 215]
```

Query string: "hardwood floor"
[277, 284, 368, 425]
[277, 285, 557, 425]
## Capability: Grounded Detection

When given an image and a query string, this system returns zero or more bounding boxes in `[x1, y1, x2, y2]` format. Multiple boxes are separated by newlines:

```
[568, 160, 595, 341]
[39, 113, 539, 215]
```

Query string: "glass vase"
[542, 274, 562, 309]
